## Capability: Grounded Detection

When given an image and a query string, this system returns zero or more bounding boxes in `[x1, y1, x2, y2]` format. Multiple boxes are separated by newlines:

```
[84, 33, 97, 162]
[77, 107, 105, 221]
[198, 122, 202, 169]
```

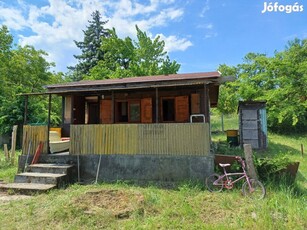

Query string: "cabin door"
[88, 103, 100, 124]
[72, 96, 85, 124]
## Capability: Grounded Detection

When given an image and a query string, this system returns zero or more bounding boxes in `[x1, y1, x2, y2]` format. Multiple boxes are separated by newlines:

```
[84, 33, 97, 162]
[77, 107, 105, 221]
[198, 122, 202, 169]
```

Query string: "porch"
[22, 123, 211, 156]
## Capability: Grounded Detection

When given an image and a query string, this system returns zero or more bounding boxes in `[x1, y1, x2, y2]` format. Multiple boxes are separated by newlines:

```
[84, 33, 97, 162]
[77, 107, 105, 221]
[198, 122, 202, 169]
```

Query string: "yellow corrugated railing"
[70, 123, 210, 156]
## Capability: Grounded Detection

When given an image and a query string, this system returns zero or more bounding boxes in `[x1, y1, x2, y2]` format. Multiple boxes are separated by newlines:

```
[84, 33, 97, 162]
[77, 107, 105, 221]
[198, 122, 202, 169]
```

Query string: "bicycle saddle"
[219, 163, 230, 167]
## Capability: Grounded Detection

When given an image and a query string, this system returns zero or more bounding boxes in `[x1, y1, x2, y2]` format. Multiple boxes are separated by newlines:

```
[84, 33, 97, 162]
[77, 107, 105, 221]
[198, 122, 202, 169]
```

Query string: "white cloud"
[157, 34, 193, 52]
[0, 0, 191, 72]
[204, 32, 218, 39]
[200, 0, 210, 17]
[0, 7, 27, 30]
[197, 23, 213, 30]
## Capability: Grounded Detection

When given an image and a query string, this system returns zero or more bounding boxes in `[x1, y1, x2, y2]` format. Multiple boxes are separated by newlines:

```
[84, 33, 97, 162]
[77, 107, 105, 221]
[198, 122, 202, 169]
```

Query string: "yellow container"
[226, 129, 238, 137]
[50, 127, 62, 137]
[226, 130, 239, 147]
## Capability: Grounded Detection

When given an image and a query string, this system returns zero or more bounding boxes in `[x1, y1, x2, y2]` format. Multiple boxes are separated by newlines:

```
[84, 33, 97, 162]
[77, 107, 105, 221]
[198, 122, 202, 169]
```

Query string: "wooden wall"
[22, 125, 48, 155]
[70, 123, 210, 156]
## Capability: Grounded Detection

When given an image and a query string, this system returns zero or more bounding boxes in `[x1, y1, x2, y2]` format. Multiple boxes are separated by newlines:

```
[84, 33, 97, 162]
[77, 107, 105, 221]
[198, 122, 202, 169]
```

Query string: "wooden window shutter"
[175, 96, 189, 122]
[100, 100, 112, 124]
[191, 93, 200, 114]
[141, 98, 152, 123]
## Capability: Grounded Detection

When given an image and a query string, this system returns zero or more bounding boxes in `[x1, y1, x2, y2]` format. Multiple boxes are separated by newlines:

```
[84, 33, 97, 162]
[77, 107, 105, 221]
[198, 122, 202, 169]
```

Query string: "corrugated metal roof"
[46, 71, 221, 89]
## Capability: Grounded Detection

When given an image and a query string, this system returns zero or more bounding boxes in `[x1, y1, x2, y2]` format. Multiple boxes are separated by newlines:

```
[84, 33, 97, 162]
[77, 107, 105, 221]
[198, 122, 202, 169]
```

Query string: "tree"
[0, 28, 64, 134]
[0, 26, 13, 97]
[88, 26, 180, 80]
[217, 38, 307, 132]
[68, 11, 109, 80]
[217, 64, 240, 114]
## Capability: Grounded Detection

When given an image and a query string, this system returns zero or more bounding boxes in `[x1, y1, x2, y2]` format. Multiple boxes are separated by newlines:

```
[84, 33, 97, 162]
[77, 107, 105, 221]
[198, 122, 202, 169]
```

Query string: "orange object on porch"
[31, 142, 44, 164]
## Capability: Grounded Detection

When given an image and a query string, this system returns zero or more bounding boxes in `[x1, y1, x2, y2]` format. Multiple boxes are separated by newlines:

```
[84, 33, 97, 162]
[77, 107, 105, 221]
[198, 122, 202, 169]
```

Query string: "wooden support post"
[47, 94, 52, 154]
[243, 144, 258, 180]
[10, 125, 18, 164]
[301, 144, 304, 157]
[221, 113, 224, 132]
[24, 95, 28, 125]
[4, 144, 9, 162]
[111, 91, 115, 123]
[203, 84, 210, 123]
[155, 88, 159, 123]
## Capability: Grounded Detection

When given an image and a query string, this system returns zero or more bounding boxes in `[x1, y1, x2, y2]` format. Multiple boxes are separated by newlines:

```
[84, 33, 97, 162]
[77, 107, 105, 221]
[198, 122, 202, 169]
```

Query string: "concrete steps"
[0, 163, 74, 194]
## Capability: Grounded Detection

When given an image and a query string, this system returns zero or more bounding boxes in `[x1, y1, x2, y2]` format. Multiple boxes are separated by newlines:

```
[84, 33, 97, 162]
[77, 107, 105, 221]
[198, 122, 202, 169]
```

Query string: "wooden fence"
[70, 123, 210, 156]
[22, 125, 48, 155]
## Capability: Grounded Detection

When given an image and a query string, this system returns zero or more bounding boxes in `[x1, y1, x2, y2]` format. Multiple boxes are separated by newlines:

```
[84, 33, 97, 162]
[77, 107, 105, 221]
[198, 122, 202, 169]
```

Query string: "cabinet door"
[141, 98, 152, 123]
[175, 96, 189, 122]
[100, 100, 112, 124]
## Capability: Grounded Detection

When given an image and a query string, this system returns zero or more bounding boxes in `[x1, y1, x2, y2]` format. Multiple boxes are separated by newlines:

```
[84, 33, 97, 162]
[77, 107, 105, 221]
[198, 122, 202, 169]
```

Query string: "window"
[129, 101, 140, 122]
[64, 96, 72, 123]
[162, 98, 175, 122]
[161, 96, 189, 123]
[117, 101, 128, 122]
[116, 100, 141, 123]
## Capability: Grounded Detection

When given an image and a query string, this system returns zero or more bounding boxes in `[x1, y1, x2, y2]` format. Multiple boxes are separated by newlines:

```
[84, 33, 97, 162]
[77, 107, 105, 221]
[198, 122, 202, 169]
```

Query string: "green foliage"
[217, 65, 240, 114]
[88, 26, 180, 80]
[0, 26, 63, 134]
[68, 11, 110, 80]
[254, 153, 296, 182]
[218, 38, 307, 132]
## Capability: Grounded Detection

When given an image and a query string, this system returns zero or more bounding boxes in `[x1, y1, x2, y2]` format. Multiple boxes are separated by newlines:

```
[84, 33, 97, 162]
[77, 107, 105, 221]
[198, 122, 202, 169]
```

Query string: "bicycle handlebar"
[235, 156, 243, 161]
[235, 156, 246, 168]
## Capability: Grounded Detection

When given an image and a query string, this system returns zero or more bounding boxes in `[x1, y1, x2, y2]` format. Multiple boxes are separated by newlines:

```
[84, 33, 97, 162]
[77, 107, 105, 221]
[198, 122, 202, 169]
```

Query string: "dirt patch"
[0, 192, 32, 203]
[73, 189, 145, 219]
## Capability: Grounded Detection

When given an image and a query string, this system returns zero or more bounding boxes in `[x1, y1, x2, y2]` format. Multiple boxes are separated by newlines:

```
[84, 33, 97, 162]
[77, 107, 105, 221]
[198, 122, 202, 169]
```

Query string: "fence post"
[10, 125, 18, 164]
[243, 144, 258, 180]
[4, 144, 9, 162]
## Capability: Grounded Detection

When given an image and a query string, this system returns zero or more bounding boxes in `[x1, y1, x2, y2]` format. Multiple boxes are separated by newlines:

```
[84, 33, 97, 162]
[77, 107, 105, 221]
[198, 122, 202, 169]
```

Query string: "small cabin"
[238, 101, 268, 149]
[21, 72, 232, 183]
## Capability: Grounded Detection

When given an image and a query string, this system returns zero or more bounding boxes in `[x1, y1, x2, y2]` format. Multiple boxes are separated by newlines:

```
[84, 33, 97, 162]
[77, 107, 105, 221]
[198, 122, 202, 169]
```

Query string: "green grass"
[0, 151, 21, 183]
[0, 114, 306, 229]
[0, 182, 305, 229]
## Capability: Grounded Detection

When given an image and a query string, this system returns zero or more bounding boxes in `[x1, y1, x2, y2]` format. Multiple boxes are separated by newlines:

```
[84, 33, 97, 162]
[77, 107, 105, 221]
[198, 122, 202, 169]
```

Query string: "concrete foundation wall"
[18, 154, 214, 184]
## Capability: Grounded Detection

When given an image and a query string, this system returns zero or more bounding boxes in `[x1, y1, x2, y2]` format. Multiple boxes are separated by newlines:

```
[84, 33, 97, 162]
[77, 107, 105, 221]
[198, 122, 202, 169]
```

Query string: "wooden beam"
[24, 95, 28, 125]
[4, 144, 9, 162]
[155, 88, 159, 123]
[61, 96, 65, 127]
[10, 125, 17, 164]
[47, 94, 52, 154]
[111, 91, 115, 123]
[203, 84, 210, 123]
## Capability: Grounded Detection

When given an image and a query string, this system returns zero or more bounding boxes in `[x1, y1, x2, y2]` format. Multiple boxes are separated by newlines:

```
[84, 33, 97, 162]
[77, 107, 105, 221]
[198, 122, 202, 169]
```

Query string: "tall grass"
[0, 150, 21, 183]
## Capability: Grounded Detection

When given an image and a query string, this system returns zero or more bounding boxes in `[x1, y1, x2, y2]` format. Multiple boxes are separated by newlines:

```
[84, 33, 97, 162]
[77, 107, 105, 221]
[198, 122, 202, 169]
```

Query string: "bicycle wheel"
[206, 173, 224, 192]
[242, 179, 266, 200]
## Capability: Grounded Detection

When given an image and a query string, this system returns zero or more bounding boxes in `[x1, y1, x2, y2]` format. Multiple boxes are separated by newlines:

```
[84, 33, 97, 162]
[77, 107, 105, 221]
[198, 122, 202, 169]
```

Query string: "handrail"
[190, 114, 205, 123]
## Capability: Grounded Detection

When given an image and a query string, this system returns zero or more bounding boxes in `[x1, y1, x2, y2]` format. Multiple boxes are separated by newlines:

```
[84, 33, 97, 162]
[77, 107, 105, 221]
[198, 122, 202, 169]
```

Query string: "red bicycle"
[206, 156, 266, 199]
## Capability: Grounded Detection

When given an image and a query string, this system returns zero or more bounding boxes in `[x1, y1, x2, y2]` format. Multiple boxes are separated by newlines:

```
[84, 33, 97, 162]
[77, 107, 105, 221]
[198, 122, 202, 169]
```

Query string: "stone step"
[27, 163, 74, 174]
[0, 183, 56, 195]
[14, 172, 67, 186]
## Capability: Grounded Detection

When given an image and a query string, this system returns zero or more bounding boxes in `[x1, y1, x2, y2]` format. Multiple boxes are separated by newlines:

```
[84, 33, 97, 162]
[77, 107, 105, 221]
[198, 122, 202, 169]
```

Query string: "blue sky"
[0, 0, 306, 74]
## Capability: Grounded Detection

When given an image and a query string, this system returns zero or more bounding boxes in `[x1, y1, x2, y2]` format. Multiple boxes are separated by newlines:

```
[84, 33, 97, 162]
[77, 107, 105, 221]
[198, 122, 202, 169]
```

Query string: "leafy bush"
[254, 154, 297, 182]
